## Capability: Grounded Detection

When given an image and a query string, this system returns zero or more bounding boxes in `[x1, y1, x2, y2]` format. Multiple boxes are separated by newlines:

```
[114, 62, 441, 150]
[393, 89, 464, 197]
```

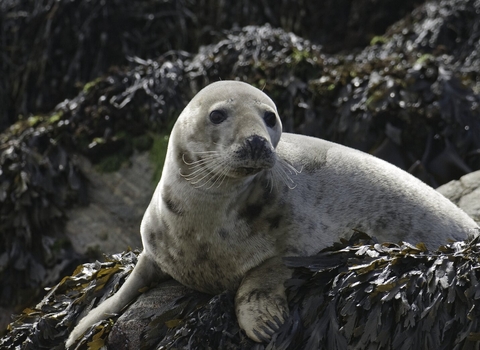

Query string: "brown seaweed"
[0, 0, 423, 130]
[1, 234, 479, 349]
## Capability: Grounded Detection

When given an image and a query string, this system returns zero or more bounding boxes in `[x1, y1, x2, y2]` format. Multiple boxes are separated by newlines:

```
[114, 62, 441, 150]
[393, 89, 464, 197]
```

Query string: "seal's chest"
[160, 238, 249, 293]
[158, 221, 276, 293]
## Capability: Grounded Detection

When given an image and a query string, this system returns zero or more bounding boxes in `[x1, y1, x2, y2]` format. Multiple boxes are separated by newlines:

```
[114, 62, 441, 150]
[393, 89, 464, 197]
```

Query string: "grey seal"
[66, 80, 479, 347]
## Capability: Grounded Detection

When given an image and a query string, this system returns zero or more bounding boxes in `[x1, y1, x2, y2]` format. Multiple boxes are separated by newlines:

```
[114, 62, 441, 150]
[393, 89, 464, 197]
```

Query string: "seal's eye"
[209, 110, 227, 124]
[264, 111, 277, 128]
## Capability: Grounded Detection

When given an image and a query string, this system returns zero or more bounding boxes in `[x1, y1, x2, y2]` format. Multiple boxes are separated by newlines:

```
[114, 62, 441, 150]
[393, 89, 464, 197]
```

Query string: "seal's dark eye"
[264, 111, 277, 128]
[209, 110, 227, 124]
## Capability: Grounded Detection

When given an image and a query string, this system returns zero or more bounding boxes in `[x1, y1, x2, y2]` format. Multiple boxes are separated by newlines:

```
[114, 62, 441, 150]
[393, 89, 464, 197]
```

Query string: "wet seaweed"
[0, 116, 87, 315]
[1, 235, 479, 349]
[0, 250, 138, 350]
[0, 0, 422, 130]
[282, 232, 480, 349]
[0, 55, 189, 321]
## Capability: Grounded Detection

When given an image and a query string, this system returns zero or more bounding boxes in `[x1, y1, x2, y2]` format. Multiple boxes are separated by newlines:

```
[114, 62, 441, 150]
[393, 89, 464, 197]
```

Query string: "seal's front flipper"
[235, 257, 291, 343]
[66, 252, 168, 348]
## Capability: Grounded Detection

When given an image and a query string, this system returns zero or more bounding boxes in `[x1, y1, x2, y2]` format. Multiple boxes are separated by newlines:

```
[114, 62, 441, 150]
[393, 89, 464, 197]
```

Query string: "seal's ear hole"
[264, 111, 277, 128]
[209, 110, 228, 124]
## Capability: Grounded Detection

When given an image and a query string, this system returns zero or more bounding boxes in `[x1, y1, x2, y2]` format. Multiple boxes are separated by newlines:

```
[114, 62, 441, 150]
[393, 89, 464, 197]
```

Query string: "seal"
[66, 81, 479, 347]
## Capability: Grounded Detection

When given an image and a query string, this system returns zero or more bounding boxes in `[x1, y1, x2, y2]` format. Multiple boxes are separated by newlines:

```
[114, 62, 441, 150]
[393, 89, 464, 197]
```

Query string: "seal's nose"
[246, 135, 269, 160]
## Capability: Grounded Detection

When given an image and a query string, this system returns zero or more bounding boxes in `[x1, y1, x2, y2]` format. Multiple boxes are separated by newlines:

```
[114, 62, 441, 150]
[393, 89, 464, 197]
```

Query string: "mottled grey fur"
[67, 81, 479, 347]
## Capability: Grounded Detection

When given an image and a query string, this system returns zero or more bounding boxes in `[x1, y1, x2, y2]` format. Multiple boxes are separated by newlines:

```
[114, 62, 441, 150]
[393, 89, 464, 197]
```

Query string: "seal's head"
[172, 81, 283, 186]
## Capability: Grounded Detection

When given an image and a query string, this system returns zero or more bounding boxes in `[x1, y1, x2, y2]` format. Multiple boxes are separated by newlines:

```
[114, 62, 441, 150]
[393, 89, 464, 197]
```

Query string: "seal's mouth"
[237, 163, 275, 175]
[238, 166, 261, 175]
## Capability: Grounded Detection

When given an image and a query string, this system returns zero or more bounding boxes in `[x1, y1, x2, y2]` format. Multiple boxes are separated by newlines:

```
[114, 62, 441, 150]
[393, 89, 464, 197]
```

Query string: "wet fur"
[66, 81, 479, 347]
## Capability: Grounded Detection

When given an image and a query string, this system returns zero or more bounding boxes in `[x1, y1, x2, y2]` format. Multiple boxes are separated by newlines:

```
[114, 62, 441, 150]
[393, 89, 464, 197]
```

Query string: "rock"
[437, 170, 480, 225]
[108, 281, 193, 350]
[65, 152, 151, 257]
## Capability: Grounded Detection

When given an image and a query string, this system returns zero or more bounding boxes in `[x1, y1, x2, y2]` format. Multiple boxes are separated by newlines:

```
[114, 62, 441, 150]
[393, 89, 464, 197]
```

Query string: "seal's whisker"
[277, 158, 302, 189]
[279, 158, 303, 175]
[182, 153, 220, 166]
[273, 164, 297, 190]
[190, 159, 227, 186]
[181, 162, 216, 178]
[184, 157, 219, 168]
[269, 168, 281, 190]
[202, 161, 225, 189]
[206, 159, 232, 189]
[206, 163, 231, 189]
[212, 164, 231, 188]
[181, 158, 223, 181]
[181, 153, 224, 177]
[265, 170, 276, 193]
[216, 169, 230, 188]
[189, 150, 221, 155]
[185, 165, 222, 183]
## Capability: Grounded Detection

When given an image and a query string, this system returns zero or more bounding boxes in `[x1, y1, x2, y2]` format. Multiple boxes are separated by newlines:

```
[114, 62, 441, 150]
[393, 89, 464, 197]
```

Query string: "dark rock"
[2, 231, 480, 349]
[0, 0, 423, 130]
[108, 281, 192, 350]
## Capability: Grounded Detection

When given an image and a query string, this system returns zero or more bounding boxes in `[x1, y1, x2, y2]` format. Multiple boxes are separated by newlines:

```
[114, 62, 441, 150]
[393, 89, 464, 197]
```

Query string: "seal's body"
[67, 81, 479, 347]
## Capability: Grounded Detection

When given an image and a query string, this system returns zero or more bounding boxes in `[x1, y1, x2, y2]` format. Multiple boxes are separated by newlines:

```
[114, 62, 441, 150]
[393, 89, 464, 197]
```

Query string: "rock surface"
[107, 281, 193, 350]
[437, 170, 480, 225]
[65, 152, 150, 257]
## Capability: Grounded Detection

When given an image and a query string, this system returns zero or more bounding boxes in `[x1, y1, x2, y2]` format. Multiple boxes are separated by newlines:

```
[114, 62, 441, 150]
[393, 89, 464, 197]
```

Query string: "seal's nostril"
[246, 135, 268, 160]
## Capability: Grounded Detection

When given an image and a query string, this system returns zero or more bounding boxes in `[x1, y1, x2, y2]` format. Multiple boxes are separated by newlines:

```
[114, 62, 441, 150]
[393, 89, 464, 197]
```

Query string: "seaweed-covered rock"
[1, 0, 480, 336]
[0, 250, 139, 350]
[1, 231, 480, 350]
[0, 56, 188, 328]
[0, 117, 87, 324]
[0, 0, 423, 130]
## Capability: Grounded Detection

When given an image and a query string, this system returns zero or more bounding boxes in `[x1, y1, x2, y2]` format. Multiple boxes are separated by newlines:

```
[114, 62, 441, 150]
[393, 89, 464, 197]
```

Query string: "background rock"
[65, 152, 149, 257]
[437, 170, 480, 225]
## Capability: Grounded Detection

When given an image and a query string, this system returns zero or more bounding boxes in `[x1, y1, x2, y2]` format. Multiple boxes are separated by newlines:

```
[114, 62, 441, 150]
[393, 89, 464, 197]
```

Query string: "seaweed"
[0, 55, 189, 324]
[0, 250, 138, 350]
[0, 0, 423, 130]
[282, 232, 480, 349]
[0, 116, 87, 314]
[1, 235, 479, 349]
